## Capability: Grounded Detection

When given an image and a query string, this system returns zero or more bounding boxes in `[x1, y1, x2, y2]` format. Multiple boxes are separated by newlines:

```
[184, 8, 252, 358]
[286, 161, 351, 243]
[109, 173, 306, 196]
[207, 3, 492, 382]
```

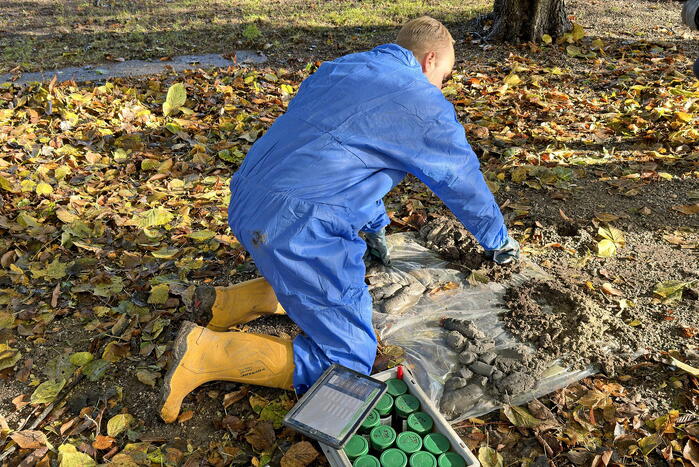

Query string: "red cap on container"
[397, 365, 404, 380]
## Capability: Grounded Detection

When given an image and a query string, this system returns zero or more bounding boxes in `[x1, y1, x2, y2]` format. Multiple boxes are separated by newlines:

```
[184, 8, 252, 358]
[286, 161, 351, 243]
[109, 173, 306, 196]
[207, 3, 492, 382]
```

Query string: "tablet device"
[283, 364, 387, 449]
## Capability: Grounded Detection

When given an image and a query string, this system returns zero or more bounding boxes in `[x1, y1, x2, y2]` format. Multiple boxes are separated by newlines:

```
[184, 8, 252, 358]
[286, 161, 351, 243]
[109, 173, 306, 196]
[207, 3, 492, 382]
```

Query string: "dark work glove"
[364, 227, 391, 266]
[484, 236, 520, 265]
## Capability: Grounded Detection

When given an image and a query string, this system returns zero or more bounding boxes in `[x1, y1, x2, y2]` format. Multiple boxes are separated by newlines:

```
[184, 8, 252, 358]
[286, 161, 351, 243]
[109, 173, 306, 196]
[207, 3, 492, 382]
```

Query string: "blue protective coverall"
[228, 44, 508, 392]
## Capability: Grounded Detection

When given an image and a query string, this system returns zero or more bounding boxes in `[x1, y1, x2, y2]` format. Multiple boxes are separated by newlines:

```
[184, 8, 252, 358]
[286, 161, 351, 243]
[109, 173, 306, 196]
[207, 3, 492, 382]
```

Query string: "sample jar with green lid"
[370, 425, 397, 452]
[354, 454, 381, 467]
[344, 434, 370, 460]
[407, 412, 434, 436]
[396, 431, 423, 454]
[437, 452, 466, 467]
[375, 393, 395, 425]
[422, 433, 451, 456]
[361, 409, 381, 433]
[380, 448, 408, 467]
[409, 451, 438, 467]
[393, 394, 420, 431]
[385, 378, 408, 397]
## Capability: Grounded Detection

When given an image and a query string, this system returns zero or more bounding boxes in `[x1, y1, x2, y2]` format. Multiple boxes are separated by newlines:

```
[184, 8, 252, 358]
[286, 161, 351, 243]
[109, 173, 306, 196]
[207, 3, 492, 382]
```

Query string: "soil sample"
[386, 378, 408, 397]
[437, 452, 466, 467]
[406, 412, 434, 436]
[409, 451, 438, 467]
[375, 393, 395, 426]
[393, 394, 420, 431]
[345, 434, 370, 460]
[422, 433, 450, 457]
[396, 431, 423, 455]
[380, 447, 409, 467]
[370, 425, 397, 452]
[361, 409, 381, 434]
[354, 454, 381, 467]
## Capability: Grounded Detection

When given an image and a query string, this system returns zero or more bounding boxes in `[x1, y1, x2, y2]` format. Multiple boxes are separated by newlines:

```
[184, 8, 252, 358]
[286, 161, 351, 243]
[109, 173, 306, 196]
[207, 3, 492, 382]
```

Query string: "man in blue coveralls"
[160, 16, 519, 423]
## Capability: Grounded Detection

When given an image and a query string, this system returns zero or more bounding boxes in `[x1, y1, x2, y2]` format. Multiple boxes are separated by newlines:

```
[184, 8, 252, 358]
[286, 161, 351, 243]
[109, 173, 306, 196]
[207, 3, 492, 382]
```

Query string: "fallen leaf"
[10, 430, 48, 449]
[102, 341, 131, 362]
[135, 369, 159, 387]
[280, 441, 319, 467]
[672, 204, 699, 215]
[107, 413, 135, 437]
[58, 443, 97, 467]
[177, 410, 194, 423]
[601, 283, 623, 297]
[503, 405, 542, 428]
[478, 446, 504, 467]
[245, 420, 276, 452]
[684, 440, 699, 466]
[653, 280, 688, 303]
[31, 378, 66, 404]
[92, 435, 115, 450]
[223, 386, 250, 409]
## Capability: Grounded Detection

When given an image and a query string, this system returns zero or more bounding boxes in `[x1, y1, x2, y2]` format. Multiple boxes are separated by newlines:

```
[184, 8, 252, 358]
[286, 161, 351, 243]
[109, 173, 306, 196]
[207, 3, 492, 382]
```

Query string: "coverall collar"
[372, 43, 421, 70]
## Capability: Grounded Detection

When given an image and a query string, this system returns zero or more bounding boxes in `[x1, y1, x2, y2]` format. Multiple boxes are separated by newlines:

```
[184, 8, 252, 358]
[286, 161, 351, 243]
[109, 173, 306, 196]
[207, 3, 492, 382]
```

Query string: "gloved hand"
[484, 236, 520, 265]
[364, 228, 391, 266]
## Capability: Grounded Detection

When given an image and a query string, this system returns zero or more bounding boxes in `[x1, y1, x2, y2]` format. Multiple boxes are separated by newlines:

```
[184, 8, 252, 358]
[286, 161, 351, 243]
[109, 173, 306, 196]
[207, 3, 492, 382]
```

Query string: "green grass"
[0, 0, 489, 73]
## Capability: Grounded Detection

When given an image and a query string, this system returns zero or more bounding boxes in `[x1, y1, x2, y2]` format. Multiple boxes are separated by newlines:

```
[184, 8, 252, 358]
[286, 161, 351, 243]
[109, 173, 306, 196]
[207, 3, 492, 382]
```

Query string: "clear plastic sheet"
[371, 233, 596, 424]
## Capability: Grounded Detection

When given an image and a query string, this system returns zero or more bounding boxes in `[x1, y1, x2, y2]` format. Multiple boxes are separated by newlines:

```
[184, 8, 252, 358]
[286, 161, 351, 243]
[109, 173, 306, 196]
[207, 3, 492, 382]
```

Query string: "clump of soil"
[439, 318, 552, 419]
[418, 215, 522, 282]
[504, 280, 642, 375]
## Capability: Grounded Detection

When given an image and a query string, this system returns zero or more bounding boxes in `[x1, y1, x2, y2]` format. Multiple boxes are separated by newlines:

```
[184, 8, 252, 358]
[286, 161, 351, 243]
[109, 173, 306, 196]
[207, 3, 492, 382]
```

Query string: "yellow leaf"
[56, 208, 79, 223]
[566, 45, 582, 57]
[541, 34, 552, 44]
[504, 74, 522, 86]
[0, 175, 14, 192]
[597, 239, 617, 257]
[591, 38, 605, 50]
[36, 182, 53, 196]
[148, 283, 170, 304]
[572, 23, 585, 41]
[478, 446, 504, 467]
[107, 413, 135, 437]
[676, 112, 693, 123]
[58, 444, 97, 467]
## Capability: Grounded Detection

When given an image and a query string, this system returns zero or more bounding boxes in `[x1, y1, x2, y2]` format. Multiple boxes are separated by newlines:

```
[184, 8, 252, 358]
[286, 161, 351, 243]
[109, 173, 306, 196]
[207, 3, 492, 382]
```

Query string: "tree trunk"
[487, 0, 572, 42]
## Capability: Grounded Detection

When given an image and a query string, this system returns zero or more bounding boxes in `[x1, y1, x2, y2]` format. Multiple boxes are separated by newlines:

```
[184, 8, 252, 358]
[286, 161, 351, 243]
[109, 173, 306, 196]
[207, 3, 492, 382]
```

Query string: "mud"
[439, 318, 551, 419]
[503, 280, 642, 375]
[418, 215, 523, 282]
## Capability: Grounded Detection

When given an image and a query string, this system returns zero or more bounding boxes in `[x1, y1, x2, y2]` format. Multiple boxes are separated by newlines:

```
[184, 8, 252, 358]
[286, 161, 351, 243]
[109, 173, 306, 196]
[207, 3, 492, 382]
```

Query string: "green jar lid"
[394, 394, 420, 418]
[386, 378, 408, 397]
[409, 451, 438, 467]
[380, 448, 408, 467]
[344, 435, 369, 459]
[354, 454, 381, 467]
[396, 431, 423, 454]
[437, 452, 466, 467]
[370, 425, 397, 451]
[375, 393, 394, 416]
[422, 433, 450, 455]
[407, 412, 434, 435]
[362, 410, 381, 431]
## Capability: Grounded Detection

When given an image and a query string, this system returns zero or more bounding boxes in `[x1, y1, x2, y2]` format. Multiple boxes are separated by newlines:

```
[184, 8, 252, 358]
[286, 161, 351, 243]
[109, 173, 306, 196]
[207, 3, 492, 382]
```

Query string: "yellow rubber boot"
[195, 278, 286, 331]
[160, 321, 294, 423]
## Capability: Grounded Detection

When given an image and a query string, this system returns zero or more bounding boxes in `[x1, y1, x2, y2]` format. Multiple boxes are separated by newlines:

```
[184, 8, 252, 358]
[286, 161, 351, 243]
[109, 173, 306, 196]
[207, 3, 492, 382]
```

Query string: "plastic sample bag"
[371, 233, 595, 424]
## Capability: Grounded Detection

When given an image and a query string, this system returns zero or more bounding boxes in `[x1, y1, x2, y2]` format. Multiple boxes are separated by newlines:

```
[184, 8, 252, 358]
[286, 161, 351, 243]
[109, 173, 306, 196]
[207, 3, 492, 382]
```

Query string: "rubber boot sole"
[160, 320, 197, 422]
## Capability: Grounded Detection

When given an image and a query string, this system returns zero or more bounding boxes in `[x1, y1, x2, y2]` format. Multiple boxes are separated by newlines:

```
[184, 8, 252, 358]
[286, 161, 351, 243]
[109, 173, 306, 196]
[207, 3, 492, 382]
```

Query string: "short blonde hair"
[396, 16, 454, 58]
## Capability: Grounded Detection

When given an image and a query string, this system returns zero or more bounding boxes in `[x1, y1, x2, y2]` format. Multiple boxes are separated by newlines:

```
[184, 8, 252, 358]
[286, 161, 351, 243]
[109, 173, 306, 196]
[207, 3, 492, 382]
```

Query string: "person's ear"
[420, 51, 437, 73]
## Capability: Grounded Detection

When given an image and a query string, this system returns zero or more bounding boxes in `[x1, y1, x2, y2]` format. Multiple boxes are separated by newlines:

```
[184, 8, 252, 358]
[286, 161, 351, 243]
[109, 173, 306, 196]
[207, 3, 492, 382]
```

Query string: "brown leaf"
[601, 283, 623, 297]
[17, 447, 49, 467]
[223, 386, 250, 409]
[92, 435, 115, 450]
[684, 440, 699, 467]
[673, 204, 699, 215]
[280, 441, 319, 467]
[177, 410, 194, 423]
[245, 421, 276, 452]
[51, 283, 60, 308]
[10, 430, 48, 449]
[12, 394, 29, 410]
[221, 415, 246, 432]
